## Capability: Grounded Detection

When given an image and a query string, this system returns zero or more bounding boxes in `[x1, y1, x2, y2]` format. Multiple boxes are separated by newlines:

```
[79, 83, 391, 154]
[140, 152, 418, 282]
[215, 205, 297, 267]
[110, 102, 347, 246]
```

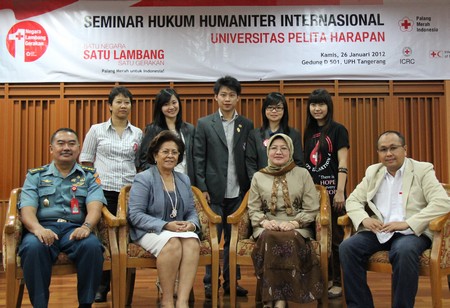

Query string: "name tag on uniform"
[71, 185, 80, 214]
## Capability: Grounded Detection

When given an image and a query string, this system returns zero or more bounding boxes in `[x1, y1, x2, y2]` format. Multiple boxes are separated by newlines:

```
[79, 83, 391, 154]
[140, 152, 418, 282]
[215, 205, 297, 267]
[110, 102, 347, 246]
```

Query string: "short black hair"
[213, 75, 241, 96]
[50, 128, 78, 144]
[108, 86, 133, 105]
[147, 130, 185, 165]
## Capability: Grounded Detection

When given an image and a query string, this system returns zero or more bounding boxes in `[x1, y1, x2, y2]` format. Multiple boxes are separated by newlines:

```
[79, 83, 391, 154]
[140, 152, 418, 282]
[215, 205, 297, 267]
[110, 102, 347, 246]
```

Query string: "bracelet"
[338, 167, 348, 174]
[260, 219, 267, 227]
[191, 223, 197, 232]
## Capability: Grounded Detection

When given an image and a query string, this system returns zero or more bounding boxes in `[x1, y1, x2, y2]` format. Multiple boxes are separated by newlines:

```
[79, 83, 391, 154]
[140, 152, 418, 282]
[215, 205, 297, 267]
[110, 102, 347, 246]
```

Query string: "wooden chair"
[227, 184, 331, 308]
[116, 184, 221, 307]
[2, 188, 121, 308]
[337, 183, 450, 308]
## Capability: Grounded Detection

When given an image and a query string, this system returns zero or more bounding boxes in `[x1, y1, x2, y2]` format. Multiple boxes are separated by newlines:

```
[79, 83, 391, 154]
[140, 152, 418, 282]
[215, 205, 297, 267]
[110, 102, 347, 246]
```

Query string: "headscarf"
[259, 133, 296, 215]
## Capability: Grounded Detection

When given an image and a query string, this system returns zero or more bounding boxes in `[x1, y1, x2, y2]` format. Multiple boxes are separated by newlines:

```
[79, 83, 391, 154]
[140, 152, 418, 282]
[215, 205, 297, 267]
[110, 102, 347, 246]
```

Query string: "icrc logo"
[6, 21, 49, 62]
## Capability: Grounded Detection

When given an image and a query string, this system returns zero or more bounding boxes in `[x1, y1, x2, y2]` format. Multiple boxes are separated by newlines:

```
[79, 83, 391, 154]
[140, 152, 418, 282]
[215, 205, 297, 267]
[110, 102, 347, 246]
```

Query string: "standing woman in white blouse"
[80, 86, 143, 302]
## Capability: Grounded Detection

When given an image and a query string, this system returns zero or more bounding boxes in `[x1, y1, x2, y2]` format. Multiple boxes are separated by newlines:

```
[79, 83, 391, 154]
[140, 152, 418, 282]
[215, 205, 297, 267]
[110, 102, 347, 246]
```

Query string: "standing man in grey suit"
[194, 76, 254, 299]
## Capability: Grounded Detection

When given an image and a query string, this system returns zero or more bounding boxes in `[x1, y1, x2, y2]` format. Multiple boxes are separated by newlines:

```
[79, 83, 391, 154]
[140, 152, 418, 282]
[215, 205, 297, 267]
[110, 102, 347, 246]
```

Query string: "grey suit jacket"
[135, 122, 196, 185]
[127, 166, 199, 242]
[193, 111, 254, 204]
[346, 158, 450, 239]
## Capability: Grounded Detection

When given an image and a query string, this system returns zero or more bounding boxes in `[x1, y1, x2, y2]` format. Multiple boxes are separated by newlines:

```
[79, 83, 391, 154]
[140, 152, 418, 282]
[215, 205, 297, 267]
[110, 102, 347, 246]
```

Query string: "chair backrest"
[236, 191, 253, 241]
[192, 187, 209, 241]
[96, 210, 112, 251]
[3, 188, 22, 270]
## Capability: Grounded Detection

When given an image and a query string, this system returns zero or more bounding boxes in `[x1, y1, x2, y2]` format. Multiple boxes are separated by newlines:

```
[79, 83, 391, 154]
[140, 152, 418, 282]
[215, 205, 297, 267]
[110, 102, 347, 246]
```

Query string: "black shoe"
[94, 290, 108, 303]
[223, 284, 248, 297]
[204, 285, 212, 300]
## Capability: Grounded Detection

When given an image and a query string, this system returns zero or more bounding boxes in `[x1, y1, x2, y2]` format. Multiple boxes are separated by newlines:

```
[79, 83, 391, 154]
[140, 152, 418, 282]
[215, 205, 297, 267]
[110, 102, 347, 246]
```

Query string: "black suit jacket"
[135, 122, 196, 185]
[194, 112, 253, 204]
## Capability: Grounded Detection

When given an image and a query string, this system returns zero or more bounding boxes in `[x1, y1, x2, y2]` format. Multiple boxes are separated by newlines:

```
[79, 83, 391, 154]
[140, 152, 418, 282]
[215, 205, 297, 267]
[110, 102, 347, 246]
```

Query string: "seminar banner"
[1, 1, 450, 82]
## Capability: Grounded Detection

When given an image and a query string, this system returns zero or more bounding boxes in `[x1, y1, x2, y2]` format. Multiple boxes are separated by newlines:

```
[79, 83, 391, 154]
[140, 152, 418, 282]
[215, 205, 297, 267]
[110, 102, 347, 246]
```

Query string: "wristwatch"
[82, 222, 92, 231]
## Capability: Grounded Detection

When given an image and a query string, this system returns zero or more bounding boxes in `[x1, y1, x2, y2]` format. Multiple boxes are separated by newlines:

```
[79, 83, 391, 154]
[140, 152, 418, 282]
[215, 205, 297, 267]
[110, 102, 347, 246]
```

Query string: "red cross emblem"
[403, 47, 412, 57]
[399, 17, 413, 32]
[430, 51, 442, 58]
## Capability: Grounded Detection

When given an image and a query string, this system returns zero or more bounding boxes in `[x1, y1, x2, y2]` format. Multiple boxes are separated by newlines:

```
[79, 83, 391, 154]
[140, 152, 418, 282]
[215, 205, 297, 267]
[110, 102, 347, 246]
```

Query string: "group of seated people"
[17, 127, 450, 308]
[15, 77, 450, 308]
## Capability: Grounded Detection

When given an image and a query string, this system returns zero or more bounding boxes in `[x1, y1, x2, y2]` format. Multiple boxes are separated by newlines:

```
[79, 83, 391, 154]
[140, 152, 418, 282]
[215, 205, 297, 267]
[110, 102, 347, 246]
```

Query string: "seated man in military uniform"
[18, 127, 106, 308]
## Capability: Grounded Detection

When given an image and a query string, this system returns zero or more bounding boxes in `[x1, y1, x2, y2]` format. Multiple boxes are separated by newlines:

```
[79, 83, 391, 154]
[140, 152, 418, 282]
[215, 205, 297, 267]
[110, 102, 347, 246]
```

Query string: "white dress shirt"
[80, 119, 143, 192]
[373, 161, 413, 243]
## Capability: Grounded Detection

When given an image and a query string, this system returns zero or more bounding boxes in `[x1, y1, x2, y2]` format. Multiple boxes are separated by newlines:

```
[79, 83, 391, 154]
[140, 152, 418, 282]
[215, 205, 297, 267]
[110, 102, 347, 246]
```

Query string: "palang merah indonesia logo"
[6, 21, 49, 62]
[398, 17, 414, 32]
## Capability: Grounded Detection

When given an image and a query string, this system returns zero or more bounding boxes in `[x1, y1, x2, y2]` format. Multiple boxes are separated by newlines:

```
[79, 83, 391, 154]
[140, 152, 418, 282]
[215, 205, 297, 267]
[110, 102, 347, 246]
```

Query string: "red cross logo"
[15, 32, 24, 40]
[399, 17, 413, 32]
[403, 47, 412, 56]
[430, 51, 442, 58]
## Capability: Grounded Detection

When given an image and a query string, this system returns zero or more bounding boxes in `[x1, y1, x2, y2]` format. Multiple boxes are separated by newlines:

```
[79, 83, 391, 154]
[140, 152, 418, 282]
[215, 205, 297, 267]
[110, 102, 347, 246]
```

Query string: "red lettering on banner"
[113, 49, 165, 59]
[330, 32, 385, 42]
[287, 32, 327, 43]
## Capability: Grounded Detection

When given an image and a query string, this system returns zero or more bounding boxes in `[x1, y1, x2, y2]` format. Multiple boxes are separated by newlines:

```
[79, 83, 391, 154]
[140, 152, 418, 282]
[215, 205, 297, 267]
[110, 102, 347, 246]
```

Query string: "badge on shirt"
[71, 185, 80, 214]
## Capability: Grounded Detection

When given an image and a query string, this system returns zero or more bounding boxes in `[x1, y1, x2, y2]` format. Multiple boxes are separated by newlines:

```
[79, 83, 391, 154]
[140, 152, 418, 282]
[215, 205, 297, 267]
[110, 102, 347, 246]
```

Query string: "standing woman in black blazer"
[246, 92, 304, 181]
[136, 88, 195, 185]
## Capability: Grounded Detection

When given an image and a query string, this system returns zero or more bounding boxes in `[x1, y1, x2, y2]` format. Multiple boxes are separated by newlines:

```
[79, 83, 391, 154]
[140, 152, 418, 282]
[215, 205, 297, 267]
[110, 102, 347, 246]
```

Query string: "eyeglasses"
[159, 149, 180, 156]
[269, 146, 290, 152]
[266, 105, 284, 112]
[377, 145, 404, 154]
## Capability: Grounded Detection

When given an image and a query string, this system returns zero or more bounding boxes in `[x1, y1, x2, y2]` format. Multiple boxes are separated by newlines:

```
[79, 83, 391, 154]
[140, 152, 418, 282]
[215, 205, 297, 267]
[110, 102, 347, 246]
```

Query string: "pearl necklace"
[160, 173, 178, 218]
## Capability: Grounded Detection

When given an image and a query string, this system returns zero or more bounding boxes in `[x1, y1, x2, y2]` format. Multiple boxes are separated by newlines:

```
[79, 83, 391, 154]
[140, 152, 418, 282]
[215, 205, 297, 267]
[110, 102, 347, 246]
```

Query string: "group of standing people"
[16, 75, 449, 308]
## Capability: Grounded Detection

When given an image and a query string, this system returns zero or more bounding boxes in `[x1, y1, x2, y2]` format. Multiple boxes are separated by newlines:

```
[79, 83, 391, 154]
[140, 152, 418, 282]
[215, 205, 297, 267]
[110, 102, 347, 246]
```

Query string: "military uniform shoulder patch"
[28, 165, 49, 174]
[81, 165, 96, 173]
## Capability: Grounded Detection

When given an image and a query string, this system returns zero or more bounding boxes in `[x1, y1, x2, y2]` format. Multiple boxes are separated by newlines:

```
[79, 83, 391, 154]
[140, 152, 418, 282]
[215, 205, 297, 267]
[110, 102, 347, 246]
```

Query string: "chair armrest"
[191, 186, 221, 224]
[338, 214, 354, 239]
[101, 206, 121, 227]
[337, 214, 351, 226]
[429, 212, 450, 232]
[4, 188, 22, 234]
[227, 191, 249, 224]
[316, 185, 330, 226]
[4, 215, 17, 235]
[117, 185, 132, 224]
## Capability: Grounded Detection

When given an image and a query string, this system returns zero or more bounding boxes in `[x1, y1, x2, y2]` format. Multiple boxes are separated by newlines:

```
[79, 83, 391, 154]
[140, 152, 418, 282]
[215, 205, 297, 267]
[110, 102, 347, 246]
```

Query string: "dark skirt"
[251, 230, 323, 303]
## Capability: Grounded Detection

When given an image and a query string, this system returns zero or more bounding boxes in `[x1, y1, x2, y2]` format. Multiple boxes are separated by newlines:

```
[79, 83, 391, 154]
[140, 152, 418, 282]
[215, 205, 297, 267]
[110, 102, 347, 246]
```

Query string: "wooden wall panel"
[1, 80, 449, 248]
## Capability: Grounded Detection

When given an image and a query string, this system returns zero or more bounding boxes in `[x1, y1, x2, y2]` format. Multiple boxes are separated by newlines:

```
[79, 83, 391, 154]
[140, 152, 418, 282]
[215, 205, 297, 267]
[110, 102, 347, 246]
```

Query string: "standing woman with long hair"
[136, 88, 195, 185]
[303, 88, 349, 299]
[246, 92, 303, 182]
